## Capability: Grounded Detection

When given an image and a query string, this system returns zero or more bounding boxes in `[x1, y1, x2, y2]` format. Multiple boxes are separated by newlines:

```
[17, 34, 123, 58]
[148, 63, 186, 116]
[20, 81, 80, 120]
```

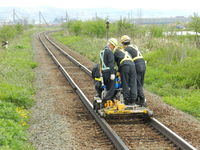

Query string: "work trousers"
[102, 71, 116, 101]
[120, 64, 137, 104]
[95, 81, 103, 97]
[135, 60, 146, 101]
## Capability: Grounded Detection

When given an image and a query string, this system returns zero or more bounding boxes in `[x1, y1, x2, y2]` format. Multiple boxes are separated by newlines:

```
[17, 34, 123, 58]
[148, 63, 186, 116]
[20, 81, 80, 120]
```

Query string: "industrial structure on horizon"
[132, 16, 191, 24]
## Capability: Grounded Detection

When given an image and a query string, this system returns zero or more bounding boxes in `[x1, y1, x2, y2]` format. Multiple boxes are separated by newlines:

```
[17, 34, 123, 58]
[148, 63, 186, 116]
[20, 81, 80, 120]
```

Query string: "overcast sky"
[0, 0, 199, 10]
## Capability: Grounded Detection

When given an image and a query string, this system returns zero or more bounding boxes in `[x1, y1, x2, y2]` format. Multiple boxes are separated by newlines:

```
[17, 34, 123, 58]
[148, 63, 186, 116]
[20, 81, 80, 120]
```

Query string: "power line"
[39, 11, 49, 26]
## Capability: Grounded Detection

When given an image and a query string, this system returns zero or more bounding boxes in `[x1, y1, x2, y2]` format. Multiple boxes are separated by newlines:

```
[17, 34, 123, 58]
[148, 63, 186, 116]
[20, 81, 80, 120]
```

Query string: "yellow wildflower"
[16, 107, 29, 118]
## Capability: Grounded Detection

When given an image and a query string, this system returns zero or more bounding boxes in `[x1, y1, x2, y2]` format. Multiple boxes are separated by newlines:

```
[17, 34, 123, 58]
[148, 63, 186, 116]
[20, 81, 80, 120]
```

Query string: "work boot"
[139, 97, 145, 107]
[124, 98, 130, 105]
[130, 98, 136, 105]
[135, 97, 140, 105]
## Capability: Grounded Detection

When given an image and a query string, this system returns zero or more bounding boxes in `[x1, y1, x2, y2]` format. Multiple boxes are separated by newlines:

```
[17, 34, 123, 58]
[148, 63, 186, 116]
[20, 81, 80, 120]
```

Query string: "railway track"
[38, 31, 196, 150]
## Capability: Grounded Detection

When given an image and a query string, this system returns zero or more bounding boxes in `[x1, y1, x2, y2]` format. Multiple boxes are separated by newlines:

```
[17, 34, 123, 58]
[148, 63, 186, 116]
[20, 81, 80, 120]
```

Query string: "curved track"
[38, 31, 196, 150]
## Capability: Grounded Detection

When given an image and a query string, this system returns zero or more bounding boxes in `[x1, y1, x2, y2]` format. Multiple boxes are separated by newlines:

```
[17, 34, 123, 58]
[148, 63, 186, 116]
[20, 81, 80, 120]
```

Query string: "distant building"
[132, 16, 191, 25]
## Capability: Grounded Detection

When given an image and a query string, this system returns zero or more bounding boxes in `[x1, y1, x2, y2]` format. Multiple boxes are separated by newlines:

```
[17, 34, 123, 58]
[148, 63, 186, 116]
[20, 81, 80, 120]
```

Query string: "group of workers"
[92, 35, 146, 106]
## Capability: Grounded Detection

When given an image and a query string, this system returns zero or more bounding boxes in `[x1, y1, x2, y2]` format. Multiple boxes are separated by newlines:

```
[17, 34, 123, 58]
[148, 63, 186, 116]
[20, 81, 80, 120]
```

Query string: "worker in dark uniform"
[91, 64, 103, 98]
[121, 35, 146, 106]
[99, 38, 117, 103]
[113, 47, 137, 105]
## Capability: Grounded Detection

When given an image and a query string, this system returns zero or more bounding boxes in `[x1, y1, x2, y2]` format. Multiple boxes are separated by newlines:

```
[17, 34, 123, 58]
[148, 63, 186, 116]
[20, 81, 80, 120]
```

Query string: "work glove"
[110, 74, 115, 80]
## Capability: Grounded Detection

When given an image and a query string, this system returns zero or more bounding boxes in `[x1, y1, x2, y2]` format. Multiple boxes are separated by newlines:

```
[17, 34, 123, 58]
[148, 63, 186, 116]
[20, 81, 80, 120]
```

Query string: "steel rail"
[150, 118, 196, 150]
[41, 32, 196, 150]
[45, 33, 92, 77]
[38, 32, 129, 150]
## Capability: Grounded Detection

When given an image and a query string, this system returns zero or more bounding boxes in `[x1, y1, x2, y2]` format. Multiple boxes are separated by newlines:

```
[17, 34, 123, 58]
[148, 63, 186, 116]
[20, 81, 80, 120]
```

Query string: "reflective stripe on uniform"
[129, 45, 143, 61]
[120, 50, 133, 65]
[100, 50, 110, 71]
[95, 77, 102, 81]
[132, 56, 143, 61]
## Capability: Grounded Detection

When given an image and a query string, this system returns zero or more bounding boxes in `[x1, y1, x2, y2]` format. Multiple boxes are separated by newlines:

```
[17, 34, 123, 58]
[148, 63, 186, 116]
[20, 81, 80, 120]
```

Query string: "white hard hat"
[108, 38, 118, 47]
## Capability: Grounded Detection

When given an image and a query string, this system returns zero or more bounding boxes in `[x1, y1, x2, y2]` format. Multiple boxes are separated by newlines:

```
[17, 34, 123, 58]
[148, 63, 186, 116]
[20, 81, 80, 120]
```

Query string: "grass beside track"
[52, 31, 200, 120]
[0, 28, 38, 150]
[52, 31, 106, 63]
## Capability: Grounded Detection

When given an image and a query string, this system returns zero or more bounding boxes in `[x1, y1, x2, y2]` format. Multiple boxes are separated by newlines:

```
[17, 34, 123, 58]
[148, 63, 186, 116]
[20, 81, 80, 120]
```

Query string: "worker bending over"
[99, 38, 117, 103]
[121, 35, 146, 106]
[92, 64, 103, 98]
[113, 42, 137, 105]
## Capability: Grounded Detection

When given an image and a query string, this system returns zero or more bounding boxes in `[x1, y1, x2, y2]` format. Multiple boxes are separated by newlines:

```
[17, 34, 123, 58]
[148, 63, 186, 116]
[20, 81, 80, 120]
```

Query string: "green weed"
[0, 118, 32, 150]
[0, 26, 38, 149]
[53, 32, 106, 63]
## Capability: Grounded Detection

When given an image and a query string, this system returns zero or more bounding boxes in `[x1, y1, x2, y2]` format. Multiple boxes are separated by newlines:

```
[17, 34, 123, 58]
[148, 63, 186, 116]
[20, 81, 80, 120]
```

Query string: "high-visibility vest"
[129, 45, 143, 61]
[100, 50, 110, 71]
[119, 49, 133, 65]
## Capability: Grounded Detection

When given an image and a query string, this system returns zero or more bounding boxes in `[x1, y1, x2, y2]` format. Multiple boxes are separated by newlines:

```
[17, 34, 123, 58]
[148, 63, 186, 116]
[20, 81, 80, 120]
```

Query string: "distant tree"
[114, 18, 142, 38]
[189, 13, 200, 48]
[82, 19, 106, 38]
[67, 20, 82, 36]
[15, 24, 24, 34]
[116, 18, 133, 36]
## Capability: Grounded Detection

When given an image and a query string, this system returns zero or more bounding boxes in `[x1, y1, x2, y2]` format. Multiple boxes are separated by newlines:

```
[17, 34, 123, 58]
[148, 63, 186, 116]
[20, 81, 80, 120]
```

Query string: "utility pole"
[106, 17, 110, 40]
[95, 12, 98, 20]
[137, 8, 143, 24]
[128, 12, 130, 21]
[130, 10, 133, 22]
[13, 9, 23, 24]
[131, 10, 132, 20]
[66, 10, 69, 22]
[39, 11, 48, 26]
[39, 11, 41, 24]
[13, 9, 16, 24]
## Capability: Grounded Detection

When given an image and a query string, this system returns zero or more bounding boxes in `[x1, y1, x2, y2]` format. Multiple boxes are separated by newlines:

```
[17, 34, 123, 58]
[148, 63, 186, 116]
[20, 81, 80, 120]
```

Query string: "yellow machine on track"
[93, 75, 153, 118]
[93, 98, 153, 118]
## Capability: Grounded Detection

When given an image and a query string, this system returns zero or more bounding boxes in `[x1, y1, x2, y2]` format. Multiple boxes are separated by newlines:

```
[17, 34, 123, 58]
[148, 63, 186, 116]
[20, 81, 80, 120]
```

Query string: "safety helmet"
[120, 35, 131, 43]
[108, 38, 118, 47]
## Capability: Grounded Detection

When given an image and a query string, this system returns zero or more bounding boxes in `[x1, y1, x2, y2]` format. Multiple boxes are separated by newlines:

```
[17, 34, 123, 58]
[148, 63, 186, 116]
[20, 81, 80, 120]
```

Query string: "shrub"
[82, 19, 106, 38]
[188, 13, 200, 48]
[0, 25, 17, 41]
[149, 25, 164, 38]
[15, 24, 24, 34]
[67, 20, 82, 36]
